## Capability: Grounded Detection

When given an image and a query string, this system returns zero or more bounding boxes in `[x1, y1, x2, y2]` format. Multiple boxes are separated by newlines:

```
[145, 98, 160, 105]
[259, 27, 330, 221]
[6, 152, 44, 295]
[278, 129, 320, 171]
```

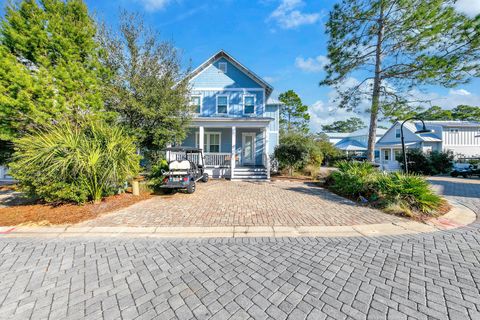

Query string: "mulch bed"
[0, 191, 153, 226]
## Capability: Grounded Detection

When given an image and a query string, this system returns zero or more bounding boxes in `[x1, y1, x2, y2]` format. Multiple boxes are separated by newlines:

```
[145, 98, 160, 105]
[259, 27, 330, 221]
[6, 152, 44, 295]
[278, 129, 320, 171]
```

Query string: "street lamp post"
[400, 117, 432, 174]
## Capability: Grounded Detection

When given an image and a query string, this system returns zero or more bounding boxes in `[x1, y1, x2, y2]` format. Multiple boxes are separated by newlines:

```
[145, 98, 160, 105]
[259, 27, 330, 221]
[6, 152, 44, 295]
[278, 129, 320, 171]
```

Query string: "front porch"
[172, 118, 272, 179]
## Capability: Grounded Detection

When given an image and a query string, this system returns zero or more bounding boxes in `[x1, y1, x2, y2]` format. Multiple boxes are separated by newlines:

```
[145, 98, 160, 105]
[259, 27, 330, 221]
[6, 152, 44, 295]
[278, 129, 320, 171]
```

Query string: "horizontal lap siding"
[194, 90, 264, 117]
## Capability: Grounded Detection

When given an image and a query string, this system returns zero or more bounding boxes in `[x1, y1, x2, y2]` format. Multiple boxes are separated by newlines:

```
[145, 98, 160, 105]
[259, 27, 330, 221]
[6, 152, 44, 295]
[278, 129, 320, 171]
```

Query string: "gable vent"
[218, 62, 227, 73]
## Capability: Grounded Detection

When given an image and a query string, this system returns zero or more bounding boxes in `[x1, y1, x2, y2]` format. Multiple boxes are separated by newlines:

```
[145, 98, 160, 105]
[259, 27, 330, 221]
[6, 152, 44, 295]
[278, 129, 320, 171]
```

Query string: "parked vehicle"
[160, 147, 209, 194]
[450, 164, 480, 178]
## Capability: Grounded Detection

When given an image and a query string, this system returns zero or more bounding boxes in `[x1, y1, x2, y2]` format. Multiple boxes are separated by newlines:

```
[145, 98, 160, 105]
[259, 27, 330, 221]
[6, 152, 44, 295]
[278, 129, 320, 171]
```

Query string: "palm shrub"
[10, 120, 140, 203]
[329, 161, 379, 199]
[376, 172, 442, 215]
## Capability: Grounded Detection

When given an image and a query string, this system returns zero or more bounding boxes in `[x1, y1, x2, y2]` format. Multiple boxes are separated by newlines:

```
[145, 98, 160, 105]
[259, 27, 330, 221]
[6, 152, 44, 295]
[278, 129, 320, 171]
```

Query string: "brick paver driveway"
[1, 177, 480, 320]
[79, 180, 405, 227]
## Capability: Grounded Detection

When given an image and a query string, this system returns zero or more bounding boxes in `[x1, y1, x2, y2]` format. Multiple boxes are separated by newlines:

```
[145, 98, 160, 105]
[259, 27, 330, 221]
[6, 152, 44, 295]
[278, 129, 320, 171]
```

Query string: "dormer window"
[216, 95, 228, 114]
[244, 95, 255, 114]
[395, 128, 401, 139]
[218, 62, 227, 73]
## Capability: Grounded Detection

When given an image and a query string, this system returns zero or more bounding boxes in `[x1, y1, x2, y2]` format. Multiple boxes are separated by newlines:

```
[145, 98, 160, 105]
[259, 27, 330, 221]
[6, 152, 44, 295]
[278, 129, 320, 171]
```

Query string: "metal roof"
[335, 140, 367, 151]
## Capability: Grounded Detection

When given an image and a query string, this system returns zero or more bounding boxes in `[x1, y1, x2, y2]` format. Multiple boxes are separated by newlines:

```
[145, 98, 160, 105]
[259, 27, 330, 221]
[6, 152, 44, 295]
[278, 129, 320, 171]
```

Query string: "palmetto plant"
[10, 120, 140, 203]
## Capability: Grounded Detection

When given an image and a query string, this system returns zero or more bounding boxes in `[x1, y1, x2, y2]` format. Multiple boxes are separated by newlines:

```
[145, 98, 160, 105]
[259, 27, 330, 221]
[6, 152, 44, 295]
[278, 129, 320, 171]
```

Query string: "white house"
[376, 121, 480, 171]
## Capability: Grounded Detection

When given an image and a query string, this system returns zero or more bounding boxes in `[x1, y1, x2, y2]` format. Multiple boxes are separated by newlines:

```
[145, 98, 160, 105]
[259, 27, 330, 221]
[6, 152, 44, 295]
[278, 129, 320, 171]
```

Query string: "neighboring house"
[322, 128, 386, 158]
[174, 50, 280, 180]
[376, 121, 480, 171]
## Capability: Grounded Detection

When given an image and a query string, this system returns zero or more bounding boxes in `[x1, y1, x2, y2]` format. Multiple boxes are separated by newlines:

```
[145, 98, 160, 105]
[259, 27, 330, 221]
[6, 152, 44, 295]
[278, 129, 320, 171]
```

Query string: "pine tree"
[278, 90, 310, 134]
[0, 0, 108, 141]
[321, 0, 480, 161]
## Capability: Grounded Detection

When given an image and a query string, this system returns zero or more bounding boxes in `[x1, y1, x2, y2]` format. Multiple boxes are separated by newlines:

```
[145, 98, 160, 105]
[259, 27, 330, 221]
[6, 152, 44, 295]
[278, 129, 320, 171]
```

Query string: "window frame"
[243, 94, 256, 115]
[216, 95, 229, 114]
[195, 132, 222, 153]
[395, 128, 401, 139]
[394, 149, 402, 161]
[190, 95, 202, 114]
[218, 62, 227, 73]
[384, 149, 390, 161]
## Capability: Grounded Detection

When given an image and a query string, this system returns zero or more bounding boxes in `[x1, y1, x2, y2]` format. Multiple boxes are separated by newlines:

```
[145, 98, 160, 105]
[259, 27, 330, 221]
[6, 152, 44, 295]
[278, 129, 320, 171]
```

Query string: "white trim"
[196, 131, 222, 153]
[190, 94, 202, 115]
[269, 130, 279, 134]
[243, 94, 256, 115]
[216, 95, 229, 115]
[242, 132, 256, 165]
[218, 62, 227, 73]
[193, 87, 264, 91]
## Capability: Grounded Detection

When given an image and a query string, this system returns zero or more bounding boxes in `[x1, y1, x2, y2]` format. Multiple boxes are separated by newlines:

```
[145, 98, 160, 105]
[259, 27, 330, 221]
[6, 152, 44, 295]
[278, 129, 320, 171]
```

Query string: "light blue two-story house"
[172, 50, 280, 180]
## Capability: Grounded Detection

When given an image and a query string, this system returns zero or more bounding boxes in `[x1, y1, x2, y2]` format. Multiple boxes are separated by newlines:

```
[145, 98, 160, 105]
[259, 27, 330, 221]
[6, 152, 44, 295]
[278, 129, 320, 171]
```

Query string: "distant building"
[376, 121, 480, 171]
[322, 128, 387, 157]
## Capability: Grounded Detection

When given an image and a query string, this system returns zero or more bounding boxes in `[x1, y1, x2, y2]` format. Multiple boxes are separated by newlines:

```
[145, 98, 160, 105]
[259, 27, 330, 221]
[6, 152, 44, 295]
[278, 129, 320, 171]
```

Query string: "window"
[216, 95, 228, 114]
[190, 96, 201, 114]
[395, 128, 401, 139]
[394, 149, 402, 161]
[244, 95, 255, 114]
[450, 128, 459, 133]
[218, 62, 227, 73]
[196, 132, 221, 153]
[384, 150, 390, 161]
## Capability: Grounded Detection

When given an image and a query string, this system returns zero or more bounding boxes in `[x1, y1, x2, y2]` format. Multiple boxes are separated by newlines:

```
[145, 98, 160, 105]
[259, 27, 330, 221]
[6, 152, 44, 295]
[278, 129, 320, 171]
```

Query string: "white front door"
[242, 133, 256, 165]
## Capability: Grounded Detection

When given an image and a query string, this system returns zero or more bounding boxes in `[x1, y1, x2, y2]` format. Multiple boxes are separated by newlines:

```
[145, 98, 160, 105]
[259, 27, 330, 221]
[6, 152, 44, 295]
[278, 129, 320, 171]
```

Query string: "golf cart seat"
[169, 160, 191, 174]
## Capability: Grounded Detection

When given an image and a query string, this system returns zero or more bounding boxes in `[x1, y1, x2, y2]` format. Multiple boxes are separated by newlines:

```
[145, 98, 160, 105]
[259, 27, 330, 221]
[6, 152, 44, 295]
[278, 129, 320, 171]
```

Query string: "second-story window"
[191, 96, 201, 114]
[244, 95, 255, 114]
[217, 96, 228, 114]
[395, 128, 401, 139]
[218, 62, 227, 73]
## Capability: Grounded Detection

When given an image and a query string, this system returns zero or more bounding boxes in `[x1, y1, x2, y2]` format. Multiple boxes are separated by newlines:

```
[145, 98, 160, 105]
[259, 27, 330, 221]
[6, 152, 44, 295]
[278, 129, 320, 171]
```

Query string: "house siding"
[192, 89, 265, 117]
[191, 58, 263, 89]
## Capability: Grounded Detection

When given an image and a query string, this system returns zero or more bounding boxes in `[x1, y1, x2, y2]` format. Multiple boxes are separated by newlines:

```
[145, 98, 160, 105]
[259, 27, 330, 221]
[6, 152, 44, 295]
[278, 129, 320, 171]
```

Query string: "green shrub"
[329, 161, 379, 199]
[399, 149, 453, 175]
[274, 143, 308, 176]
[10, 120, 140, 203]
[376, 172, 442, 214]
[328, 161, 442, 216]
[148, 159, 169, 192]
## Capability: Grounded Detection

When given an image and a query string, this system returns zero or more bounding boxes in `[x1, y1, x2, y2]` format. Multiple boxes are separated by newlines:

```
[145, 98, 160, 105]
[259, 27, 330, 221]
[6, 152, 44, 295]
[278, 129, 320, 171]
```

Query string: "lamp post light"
[400, 117, 432, 174]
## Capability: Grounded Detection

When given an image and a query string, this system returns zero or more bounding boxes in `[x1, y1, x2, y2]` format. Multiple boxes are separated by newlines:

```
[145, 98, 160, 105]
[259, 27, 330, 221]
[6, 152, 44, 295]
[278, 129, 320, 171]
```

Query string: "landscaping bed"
[0, 190, 152, 226]
[323, 161, 450, 220]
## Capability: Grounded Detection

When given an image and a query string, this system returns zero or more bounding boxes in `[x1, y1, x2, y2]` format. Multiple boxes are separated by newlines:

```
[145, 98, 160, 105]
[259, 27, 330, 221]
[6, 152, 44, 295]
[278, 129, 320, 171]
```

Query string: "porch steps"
[231, 167, 268, 181]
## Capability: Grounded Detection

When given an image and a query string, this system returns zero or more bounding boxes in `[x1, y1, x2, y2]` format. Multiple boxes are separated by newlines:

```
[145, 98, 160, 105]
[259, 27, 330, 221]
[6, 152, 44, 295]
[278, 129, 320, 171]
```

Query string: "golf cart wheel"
[451, 172, 458, 177]
[462, 173, 468, 178]
[201, 173, 209, 183]
[187, 182, 196, 194]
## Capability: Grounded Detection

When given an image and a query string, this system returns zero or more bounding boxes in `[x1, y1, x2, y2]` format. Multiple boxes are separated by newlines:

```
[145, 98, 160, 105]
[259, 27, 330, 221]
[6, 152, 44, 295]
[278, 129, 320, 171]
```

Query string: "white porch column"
[231, 126, 236, 179]
[166, 143, 172, 161]
[199, 126, 204, 151]
[263, 127, 270, 179]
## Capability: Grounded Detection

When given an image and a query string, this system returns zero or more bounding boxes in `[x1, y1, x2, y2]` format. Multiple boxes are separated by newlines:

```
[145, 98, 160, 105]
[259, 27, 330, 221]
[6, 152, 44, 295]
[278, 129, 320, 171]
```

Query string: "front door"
[242, 133, 256, 165]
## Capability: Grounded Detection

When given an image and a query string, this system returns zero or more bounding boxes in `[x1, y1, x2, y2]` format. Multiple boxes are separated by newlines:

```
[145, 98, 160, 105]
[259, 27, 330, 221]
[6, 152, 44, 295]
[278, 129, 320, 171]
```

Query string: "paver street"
[0, 177, 480, 320]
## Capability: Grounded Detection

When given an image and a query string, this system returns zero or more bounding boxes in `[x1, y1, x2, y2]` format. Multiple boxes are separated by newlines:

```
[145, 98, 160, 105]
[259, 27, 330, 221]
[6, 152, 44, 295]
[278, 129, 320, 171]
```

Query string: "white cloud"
[295, 55, 329, 72]
[449, 88, 471, 96]
[269, 0, 321, 29]
[137, 0, 172, 11]
[454, 0, 480, 17]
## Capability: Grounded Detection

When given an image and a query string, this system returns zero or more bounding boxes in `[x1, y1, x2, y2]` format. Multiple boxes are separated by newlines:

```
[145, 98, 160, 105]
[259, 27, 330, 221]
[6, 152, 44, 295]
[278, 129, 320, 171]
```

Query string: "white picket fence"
[170, 152, 231, 168]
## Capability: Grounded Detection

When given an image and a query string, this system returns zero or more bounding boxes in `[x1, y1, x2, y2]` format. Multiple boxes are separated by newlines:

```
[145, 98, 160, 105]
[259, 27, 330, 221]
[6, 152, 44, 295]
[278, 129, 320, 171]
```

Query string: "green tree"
[321, 0, 480, 161]
[274, 143, 308, 176]
[416, 106, 453, 121]
[321, 117, 366, 132]
[451, 105, 480, 121]
[0, 0, 108, 142]
[99, 12, 191, 163]
[278, 90, 310, 134]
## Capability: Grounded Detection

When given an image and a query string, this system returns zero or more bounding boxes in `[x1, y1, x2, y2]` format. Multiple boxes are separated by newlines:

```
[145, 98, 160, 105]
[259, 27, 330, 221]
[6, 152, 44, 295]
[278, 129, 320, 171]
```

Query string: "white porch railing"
[170, 152, 231, 168]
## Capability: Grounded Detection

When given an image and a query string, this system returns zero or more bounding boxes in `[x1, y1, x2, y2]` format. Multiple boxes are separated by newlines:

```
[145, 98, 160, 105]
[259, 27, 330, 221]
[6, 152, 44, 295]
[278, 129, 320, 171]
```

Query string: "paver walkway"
[0, 177, 479, 320]
[79, 180, 406, 227]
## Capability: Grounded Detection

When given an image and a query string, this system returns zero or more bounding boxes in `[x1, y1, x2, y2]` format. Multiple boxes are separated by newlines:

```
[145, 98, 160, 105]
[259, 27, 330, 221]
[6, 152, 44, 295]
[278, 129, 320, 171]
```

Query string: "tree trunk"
[367, 3, 385, 162]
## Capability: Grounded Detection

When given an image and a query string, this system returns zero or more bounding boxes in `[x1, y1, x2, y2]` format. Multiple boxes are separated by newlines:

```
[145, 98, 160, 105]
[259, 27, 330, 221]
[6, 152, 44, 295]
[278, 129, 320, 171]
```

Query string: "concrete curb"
[0, 203, 476, 239]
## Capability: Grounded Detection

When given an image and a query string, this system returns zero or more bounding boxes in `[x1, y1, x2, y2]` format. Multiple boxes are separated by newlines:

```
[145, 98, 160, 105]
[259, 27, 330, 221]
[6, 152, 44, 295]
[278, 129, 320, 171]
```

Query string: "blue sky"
[3, 0, 480, 131]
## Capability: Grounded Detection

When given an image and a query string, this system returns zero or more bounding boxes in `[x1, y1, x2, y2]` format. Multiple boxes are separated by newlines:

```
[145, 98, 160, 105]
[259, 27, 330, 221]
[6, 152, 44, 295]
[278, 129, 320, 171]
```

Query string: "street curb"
[0, 203, 476, 239]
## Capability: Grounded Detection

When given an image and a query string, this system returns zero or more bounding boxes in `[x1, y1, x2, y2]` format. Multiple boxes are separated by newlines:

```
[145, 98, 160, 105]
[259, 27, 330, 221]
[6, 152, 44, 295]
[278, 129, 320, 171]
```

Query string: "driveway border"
[0, 202, 475, 238]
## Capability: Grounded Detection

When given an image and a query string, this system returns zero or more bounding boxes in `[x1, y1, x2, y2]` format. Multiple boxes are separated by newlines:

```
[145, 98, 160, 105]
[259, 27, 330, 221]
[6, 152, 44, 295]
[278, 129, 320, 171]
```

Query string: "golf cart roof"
[165, 147, 203, 153]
